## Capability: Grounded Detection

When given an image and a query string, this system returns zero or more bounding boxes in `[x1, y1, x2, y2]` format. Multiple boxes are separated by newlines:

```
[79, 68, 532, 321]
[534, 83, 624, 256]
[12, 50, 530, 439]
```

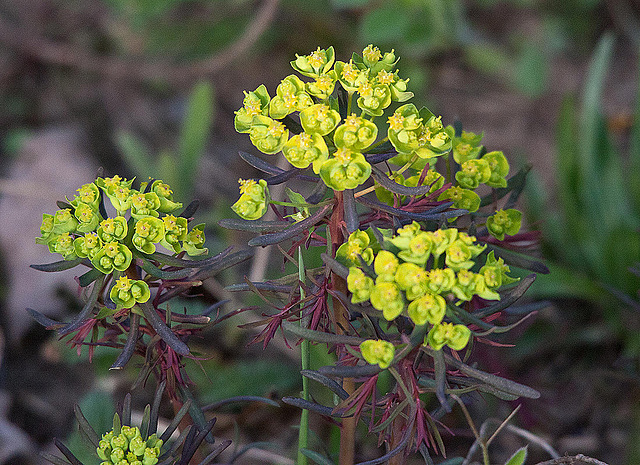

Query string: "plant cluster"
[34, 44, 547, 465]
[223, 45, 546, 464]
[32, 177, 252, 464]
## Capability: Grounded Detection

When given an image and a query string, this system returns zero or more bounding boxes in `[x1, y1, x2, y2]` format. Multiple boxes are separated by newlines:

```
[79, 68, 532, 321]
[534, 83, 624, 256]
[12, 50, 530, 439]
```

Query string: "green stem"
[445, 152, 452, 185]
[346, 91, 353, 116]
[297, 247, 310, 465]
[367, 136, 389, 151]
[397, 153, 419, 175]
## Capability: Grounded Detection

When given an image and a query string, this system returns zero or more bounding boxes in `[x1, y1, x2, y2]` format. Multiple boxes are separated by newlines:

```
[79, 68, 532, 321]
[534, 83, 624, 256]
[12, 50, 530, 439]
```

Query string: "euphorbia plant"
[223, 44, 546, 464]
[31, 174, 253, 454]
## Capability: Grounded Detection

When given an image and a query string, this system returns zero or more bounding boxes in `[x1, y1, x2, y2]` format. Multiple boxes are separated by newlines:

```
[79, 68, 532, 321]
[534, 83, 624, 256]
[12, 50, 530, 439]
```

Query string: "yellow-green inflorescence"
[348, 223, 518, 359]
[97, 424, 163, 465]
[234, 44, 458, 219]
[37, 176, 208, 271]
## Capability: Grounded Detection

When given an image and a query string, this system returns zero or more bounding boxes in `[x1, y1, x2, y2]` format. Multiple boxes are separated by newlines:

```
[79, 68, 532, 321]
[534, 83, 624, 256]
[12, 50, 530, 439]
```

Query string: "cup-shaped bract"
[426, 322, 471, 351]
[234, 84, 271, 133]
[291, 46, 335, 78]
[360, 339, 395, 369]
[232, 179, 270, 221]
[132, 217, 165, 254]
[183, 223, 208, 256]
[92, 241, 133, 274]
[487, 208, 522, 241]
[269, 75, 314, 119]
[407, 293, 446, 326]
[319, 148, 372, 191]
[98, 216, 128, 243]
[249, 115, 289, 154]
[347, 267, 374, 304]
[282, 132, 329, 171]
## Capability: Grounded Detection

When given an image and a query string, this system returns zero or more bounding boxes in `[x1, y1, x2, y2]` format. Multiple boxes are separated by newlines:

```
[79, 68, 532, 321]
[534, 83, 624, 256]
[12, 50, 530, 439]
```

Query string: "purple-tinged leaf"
[248, 204, 332, 247]
[30, 258, 86, 272]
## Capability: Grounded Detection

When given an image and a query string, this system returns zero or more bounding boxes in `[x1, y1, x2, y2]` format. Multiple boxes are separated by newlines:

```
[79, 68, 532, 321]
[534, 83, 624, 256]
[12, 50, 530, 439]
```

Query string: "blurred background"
[1, 0, 640, 463]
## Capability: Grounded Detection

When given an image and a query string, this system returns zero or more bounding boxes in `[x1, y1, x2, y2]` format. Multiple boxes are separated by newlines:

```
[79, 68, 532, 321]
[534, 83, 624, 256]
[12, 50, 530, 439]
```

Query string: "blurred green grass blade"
[177, 81, 215, 198]
[116, 131, 153, 180]
[504, 446, 527, 465]
[578, 33, 614, 220]
[524, 262, 606, 302]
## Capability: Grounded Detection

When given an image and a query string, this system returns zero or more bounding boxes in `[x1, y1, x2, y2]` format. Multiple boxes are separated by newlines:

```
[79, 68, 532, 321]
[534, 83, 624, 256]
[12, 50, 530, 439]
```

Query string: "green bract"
[439, 186, 481, 213]
[334, 60, 367, 93]
[370, 281, 404, 320]
[334, 114, 378, 151]
[299, 104, 341, 136]
[74, 232, 102, 259]
[356, 80, 391, 117]
[482, 151, 510, 188]
[92, 241, 133, 274]
[140, 180, 183, 213]
[97, 175, 135, 213]
[373, 250, 399, 282]
[269, 75, 313, 119]
[487, 208, 522, 241]
[336, 230, 374, 267]
[455, 158, 491, 189]
[132, 217, 165, 254]
[184, 223, 208, 256]
[74, 202, 101, 233]
[97, 424, 162, 465]
[305, 71, 337, 100]
[451, 129, 484, 164]
[232, 179, 270, 221]
[319, 148, 372, 191]
[347, 267, 374, 304]
[249, 115, 289, 154]
[282, 132, 329, 171]
[480, 251, 519, 289]
[394, 262, 428, 300]
[130, 191, 161, 219]
[360, 339, 395, 369]
[426, 322, 471, 351]
[407, 293, 446, 326]
[53, 232, 77, 260]
[98, 217, 128, 243]
[234, 84, 270, 133]
[387, 104, 423, 154]
[161, 214, 188, 254]
[71, 182, 101, 210]
[452, 270, 499, 301]
[110, 276, 150, 309]
[291, 46, 335, 78]
[52, 208, 78, 235]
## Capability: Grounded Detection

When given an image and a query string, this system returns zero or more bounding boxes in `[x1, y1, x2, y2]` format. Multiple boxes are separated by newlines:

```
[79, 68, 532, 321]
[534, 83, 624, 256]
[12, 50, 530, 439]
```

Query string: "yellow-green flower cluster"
[360, 339, 395, 369]
[231, 179, 270, 221]
[97, 425, 162, 465]
[110, 276, 151, 309]
[346, 223, 517, 352]
[234, 44, 440, 209]
[37, 177, 208, 272]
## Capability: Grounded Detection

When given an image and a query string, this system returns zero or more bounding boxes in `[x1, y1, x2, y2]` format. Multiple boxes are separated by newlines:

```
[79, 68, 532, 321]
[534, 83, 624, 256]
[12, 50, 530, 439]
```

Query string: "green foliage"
[116, 81, 215, 201]
[504, 446, 528, 465]
[527, 33, 640, 302]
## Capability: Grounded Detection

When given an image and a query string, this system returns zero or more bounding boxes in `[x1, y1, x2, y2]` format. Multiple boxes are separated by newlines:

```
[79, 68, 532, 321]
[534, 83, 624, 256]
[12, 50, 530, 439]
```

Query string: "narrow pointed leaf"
[300, 449, 336, 465]
[218, 218, 290, 233]
[504, 446, 528, 465]
[59, 274, 106, 336]
[73, 405, 99, 448]
[30, 258, 85, 272]
[248, 204, 332, 247]
[301, 370, 349, 400]
[370, 165, 431, 196]
[138, 301, 189, 355]
[356, 196, 465, 221]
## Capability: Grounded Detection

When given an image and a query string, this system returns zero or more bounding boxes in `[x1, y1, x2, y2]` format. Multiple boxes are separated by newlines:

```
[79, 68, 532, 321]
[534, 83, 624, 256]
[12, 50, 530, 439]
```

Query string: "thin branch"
[0, 0, 280, 85]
